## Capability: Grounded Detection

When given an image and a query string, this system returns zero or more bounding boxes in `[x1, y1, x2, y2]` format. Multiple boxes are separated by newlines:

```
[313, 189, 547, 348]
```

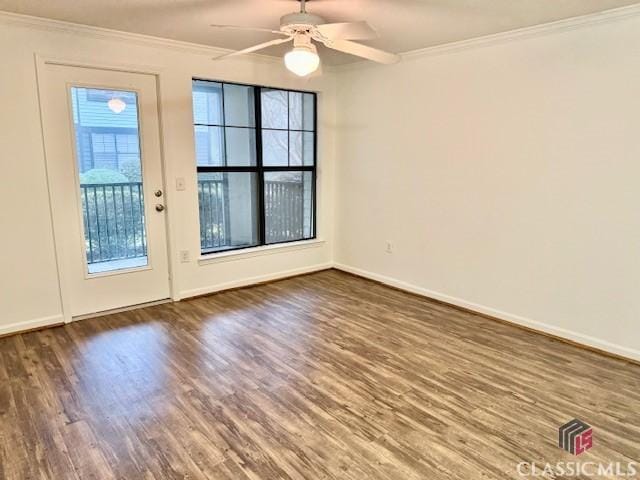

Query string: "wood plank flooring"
[1, 269, 638, 479]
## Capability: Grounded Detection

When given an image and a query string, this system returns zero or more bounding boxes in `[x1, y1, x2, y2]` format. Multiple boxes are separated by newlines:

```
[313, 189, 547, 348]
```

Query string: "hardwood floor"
[1, 269, 638, 479]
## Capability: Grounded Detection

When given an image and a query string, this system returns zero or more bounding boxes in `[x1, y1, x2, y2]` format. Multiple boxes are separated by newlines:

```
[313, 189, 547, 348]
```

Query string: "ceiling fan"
[210, 0, 400, 76]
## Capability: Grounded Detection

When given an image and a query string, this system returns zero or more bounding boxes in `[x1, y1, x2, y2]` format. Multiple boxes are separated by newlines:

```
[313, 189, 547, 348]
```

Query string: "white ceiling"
[1, 0, 638, 65]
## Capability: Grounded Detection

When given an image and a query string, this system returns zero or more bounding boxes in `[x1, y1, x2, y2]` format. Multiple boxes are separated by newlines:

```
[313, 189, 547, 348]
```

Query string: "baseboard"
[179, 262, 334, 299]
[0, 315, 65, 339]
[333, 263, 640, 364]
[7, 266, 636, 365]
[1, 266, 332, 337]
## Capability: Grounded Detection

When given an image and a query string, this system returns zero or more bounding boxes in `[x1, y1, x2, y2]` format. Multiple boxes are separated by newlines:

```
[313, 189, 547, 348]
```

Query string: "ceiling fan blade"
[210, 24, 288, 36]
[324, 40, 400, 64]
[315, 21, 378, 41]
[214, 37, 293, 60]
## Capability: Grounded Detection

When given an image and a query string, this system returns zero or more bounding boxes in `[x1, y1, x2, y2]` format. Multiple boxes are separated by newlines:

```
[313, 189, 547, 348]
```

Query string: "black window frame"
[193, 78, 318, 255]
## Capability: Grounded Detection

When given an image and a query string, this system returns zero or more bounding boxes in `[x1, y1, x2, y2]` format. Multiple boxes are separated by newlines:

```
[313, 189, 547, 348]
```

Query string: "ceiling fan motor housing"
[280, 12, 325, 34]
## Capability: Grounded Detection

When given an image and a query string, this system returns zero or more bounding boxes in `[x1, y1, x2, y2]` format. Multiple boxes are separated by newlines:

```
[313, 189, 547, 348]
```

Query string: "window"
[89, 131, 140, 172]
[192, 79, 316, 254]
[70, 87, 147, 274]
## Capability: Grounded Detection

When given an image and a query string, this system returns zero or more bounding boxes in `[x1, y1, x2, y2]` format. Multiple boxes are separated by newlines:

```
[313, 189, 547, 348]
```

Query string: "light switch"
[176, 177, 186, 191]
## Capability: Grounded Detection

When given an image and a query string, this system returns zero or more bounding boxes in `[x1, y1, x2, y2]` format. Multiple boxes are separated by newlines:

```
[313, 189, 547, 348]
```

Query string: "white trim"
[199, 239, 325, 265]
[35, 56, 174, 321]
[34, 54, 72, 323]
[333, 263, 640, 363]
[61, 80, 158, 281]
[405, 4, 640, 59]
[38, 54, 166, 76]
[180, 262, 332, 299]
[0, 10, 282, 65]
[336, 3, 640, 71]
[85, 264, 152, 279]
[1, 4, 639, 72]
[0, 315, 64, 337]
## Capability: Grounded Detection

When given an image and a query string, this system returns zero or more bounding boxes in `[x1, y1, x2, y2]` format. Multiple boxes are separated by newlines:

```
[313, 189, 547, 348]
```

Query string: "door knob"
[155, 189, 163, 197]
[155, 204, 165, 212]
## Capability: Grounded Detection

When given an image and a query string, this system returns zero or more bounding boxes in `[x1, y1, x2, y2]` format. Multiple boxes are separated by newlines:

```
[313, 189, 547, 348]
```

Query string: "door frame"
[35, 54, 179, 323]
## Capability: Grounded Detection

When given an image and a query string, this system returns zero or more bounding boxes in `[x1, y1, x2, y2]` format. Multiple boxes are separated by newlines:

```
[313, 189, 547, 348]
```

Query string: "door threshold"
[70, 298, 172, 322]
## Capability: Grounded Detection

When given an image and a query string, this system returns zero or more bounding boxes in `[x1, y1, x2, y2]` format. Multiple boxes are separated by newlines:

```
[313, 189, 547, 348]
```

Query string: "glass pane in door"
[70, 87, 148, 274]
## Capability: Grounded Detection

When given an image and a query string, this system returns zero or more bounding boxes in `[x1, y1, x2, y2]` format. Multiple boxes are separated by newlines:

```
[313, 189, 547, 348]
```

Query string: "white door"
[40, 64, 170, 318]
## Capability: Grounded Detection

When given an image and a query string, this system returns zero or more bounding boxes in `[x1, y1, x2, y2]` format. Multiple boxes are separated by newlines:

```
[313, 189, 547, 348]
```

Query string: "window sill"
[198, 239, 325, 266]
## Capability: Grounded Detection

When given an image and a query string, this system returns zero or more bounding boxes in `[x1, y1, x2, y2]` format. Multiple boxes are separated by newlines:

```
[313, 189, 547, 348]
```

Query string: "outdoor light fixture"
[107, 97, 127, 114]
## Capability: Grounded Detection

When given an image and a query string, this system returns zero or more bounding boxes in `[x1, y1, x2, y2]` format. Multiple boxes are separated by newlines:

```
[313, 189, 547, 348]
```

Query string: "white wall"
[0, 14, 336, 334]
[2, 8, 639, 362]
[334, 12, 640, 360]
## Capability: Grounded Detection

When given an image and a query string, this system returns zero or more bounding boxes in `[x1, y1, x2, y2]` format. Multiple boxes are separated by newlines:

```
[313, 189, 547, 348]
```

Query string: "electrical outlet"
[179, 250, 190, 263]
[176, 177, 186, 191]
[385, 241, 393, 254]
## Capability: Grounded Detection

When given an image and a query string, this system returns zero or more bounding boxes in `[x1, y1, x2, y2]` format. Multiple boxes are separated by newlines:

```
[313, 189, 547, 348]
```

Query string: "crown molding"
[0, 10, 283, 65]
[2, 3, 640, 72]
[336, 3, 640, 72]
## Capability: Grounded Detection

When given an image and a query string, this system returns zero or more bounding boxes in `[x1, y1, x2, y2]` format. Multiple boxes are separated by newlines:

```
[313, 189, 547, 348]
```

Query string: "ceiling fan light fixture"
[284, 43, 320, 77]
[210, 0, 399, 72]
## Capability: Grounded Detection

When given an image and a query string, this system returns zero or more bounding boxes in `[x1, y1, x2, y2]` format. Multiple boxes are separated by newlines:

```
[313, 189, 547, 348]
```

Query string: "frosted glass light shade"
[284, 45, 320, 77]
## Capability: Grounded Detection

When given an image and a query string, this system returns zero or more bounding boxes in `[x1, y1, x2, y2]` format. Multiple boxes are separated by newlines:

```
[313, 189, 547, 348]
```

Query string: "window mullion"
[221, 83, 227, 167]
[287, 91, 291, 168]
[196, 166, 259, 173]
[255, 86, 266, 246]
[313, 92, 318, 240]
[193, 79, 316, 254]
